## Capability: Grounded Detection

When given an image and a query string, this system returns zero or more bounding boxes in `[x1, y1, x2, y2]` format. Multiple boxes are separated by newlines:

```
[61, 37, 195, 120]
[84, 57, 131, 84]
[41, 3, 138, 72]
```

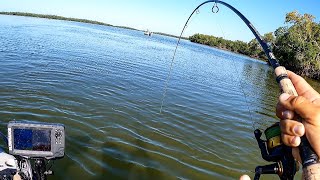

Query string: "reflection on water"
[0, 15, 309, 179]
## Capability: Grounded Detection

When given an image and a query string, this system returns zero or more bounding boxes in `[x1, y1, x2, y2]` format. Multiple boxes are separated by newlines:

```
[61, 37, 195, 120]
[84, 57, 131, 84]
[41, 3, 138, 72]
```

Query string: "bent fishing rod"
[168, 1, 320, 179]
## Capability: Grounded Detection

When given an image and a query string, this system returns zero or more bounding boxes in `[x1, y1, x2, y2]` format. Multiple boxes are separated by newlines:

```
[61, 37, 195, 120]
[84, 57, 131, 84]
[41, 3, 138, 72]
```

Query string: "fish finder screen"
[13, 129, 51, 151]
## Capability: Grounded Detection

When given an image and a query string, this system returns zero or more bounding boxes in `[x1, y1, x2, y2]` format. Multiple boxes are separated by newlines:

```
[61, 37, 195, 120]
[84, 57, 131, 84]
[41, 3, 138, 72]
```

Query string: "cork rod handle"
[275, 66, 320, 179]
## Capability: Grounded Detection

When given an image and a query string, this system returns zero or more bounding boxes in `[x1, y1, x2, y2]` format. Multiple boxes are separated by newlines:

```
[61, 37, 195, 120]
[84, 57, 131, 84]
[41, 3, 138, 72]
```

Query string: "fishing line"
[159, 1, 223, 113]
[159, 12, 201, 114]
[158, 2, 257, 175]
[211, 9, 255, 127]
[159, 4, 204, 113]
[210, 4, 260, 156]
[160, 1, 254, 128]
[160, 1, 268, 133]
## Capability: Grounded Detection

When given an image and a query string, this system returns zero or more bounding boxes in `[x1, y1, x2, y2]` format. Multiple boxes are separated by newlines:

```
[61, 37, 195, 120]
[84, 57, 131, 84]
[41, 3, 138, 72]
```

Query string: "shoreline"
[0, 12, 139, 31]
[189, 39, 266, 62]
[0, 11, 262, 62]
[0, 12, 187, 39]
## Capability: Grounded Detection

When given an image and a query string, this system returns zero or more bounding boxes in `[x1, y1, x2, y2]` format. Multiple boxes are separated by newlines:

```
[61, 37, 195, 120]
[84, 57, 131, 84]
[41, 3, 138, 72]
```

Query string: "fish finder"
[7, 121, 65, 159]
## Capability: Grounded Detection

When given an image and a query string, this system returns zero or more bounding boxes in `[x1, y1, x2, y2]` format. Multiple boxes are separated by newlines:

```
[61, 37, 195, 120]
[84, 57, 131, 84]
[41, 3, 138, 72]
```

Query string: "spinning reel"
[254, 122, 299, 180]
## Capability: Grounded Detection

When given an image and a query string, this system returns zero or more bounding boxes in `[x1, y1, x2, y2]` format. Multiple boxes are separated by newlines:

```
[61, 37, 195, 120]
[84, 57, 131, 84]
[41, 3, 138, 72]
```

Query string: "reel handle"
[275, 66, 320, 179]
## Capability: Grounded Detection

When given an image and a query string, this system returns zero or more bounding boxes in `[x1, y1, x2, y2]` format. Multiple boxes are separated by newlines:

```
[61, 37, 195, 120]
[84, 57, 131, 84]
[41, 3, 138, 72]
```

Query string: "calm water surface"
[0, 15, 312, 179]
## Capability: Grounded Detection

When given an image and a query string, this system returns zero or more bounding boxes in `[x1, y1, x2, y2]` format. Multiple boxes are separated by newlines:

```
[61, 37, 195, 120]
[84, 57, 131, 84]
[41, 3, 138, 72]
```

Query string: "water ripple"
[0, 15, 289, 179]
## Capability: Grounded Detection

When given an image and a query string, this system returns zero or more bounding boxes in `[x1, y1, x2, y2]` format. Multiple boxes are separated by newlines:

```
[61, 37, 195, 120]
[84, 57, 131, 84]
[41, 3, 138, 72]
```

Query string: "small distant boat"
[144, 29, 153, 36]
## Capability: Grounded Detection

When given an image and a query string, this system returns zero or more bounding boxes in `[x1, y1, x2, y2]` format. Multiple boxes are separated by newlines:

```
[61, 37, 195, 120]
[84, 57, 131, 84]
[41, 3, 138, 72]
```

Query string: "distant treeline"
[189, 33, 268, 60]
[0, 12, 139, 31]
[189, 11, 320, 80]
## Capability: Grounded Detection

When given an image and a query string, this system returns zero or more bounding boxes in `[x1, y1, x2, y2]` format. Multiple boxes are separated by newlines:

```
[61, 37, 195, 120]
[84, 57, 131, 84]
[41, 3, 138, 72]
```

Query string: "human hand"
[276, 70, 320, 160]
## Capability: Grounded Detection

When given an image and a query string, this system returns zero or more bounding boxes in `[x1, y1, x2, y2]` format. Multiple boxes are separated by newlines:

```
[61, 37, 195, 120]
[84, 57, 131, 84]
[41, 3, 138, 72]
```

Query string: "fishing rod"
[164, 0, 320, 179]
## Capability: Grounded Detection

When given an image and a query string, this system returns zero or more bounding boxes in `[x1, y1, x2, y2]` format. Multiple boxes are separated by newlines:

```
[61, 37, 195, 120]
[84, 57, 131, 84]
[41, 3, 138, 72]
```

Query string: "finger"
[276, 103, 294, 119]
[287, 70, 320, 101]
[279, 93, 317, 121]
[239, 175, 251, 180]
[280, 120, 305, 136]
[282, 133, 301, 147]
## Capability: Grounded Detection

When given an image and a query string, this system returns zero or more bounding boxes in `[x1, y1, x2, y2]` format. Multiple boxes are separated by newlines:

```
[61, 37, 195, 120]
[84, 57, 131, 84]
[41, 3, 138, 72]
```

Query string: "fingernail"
[291, 136, 301, 146]
[283, 110, 294, 119]
[294, 125, 304, 136]
[279, 93, 291, 101]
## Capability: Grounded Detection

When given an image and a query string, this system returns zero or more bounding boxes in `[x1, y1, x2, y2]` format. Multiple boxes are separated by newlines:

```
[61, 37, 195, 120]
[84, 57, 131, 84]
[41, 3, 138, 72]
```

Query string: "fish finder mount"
[0, 121, 65, 180]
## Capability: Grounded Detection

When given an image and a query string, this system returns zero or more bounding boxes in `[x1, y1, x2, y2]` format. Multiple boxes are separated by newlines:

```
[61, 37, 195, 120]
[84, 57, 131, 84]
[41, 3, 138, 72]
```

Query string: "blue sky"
[1, 0, 319, 42]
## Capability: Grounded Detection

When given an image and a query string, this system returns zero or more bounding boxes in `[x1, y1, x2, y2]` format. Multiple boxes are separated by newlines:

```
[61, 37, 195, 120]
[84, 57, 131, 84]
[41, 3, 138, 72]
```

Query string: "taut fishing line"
[159, 2, 214, 114]
[160, 0, 254, 129]
[159, 4, 203, 114]
[211, 3, 257, 130]
[158, 1, 259, 176]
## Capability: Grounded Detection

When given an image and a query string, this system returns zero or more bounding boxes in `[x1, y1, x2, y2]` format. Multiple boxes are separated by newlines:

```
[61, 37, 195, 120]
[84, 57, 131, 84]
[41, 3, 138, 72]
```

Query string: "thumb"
[279, 93, 317, 122]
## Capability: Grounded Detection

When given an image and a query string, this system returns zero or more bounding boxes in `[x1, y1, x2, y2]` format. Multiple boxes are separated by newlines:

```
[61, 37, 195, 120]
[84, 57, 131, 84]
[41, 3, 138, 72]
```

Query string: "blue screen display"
[14, 129, 51, 151]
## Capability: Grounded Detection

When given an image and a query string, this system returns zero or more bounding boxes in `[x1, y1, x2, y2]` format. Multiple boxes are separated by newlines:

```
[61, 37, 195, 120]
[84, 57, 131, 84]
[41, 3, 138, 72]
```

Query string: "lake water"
[0, 15, 312, 179]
